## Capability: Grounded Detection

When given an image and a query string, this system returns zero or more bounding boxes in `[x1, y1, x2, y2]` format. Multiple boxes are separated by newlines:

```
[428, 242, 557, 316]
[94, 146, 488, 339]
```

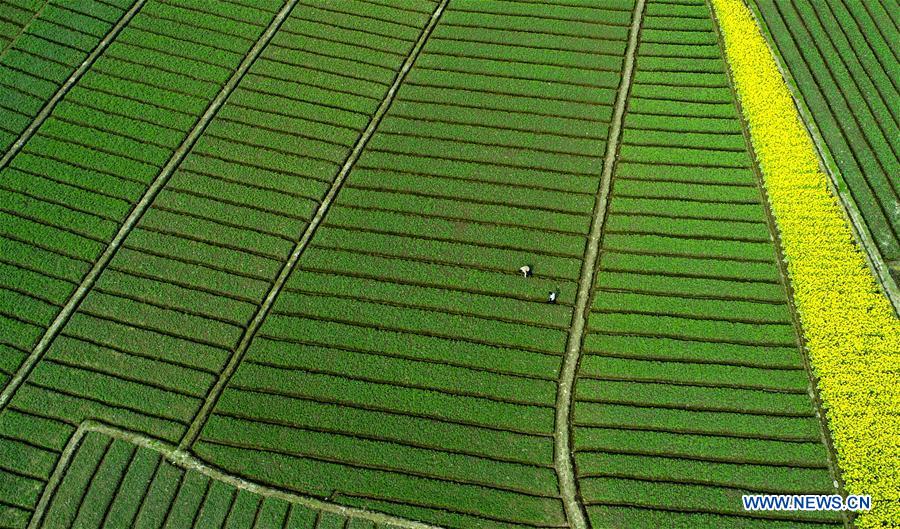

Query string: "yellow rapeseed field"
[710, 0, 900, 526]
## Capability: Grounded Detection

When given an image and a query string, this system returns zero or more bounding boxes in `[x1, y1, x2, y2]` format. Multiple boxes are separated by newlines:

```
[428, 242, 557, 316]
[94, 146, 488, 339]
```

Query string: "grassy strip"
[710, 0, 900, 526]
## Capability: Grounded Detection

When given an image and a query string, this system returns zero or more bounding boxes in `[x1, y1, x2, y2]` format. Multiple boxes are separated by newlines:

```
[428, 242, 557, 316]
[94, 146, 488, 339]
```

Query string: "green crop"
[257, 310, 562, 380]
[576, 378, 812, 416]
[204, 415, 559, 496]
[248, 329, 557, 404]
[0, 0, 868, 527]
[194, 440, 567, 527]
[582, 332, 803, 369]
[581, 477, 839, 521]
[575, 402, 821, 440]
[579, 354, 811, 392]
[41, 434, 111, 527]
[230, 360, 554, 434]
[574, 426, 829, 467]
[215, 384, 554, 466]
[577, 452, 833, 493]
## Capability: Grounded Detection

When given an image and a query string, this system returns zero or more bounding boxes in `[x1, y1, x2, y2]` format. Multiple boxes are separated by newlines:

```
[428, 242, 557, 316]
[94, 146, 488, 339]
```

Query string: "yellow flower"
[710, 1, 900, 526]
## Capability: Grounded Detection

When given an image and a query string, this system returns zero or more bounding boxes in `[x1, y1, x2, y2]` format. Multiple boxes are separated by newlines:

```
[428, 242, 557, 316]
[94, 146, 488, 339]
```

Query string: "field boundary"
[555, 1, 646, 528]
[28, 420, 444, 529]
[0, 0, 301, 412]
[741, 0, 900, 316]
[0, 0, 147, 170]
[706, 2, 849, 528]
[178, 0, 452, 450]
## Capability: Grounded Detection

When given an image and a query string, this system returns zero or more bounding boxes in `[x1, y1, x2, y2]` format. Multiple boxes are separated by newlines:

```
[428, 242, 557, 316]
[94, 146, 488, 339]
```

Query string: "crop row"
[0, 0, 133, 152]
[617, 178, 762, 203]
[577, 450, 833, 494]
[0, 0, 278, 389]
[257, 312, 561, 383]
[203, 413, 559, 497]
[575, 425, 831, 467]
[576, 377, 814, 416]
[193, 1, 640, 528]
[752, 0, 900, 263]
[578, 354, 810, 394]
[34, 429, 409, 529]
[0, 0, 41, 50]
[572, 2, 843, 528]
[0, 0, 440, 525]
[712, 0, 900, 526]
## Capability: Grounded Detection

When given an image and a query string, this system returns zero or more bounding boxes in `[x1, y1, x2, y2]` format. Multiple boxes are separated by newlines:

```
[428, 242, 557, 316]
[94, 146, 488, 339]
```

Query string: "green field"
[750, 0, 900, 278]
[32, 425, 411, 529]
[0, 0, 891, 528]
[573, 3, 839, 527]
[0, 0, 46, 57]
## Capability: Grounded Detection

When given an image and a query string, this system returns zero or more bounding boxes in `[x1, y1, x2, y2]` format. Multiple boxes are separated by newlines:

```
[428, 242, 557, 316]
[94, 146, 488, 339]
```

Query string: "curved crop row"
[710, 0, 900, 526]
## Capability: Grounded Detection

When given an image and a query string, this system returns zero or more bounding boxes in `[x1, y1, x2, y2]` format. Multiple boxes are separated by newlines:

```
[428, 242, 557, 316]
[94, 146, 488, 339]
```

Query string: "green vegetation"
[33, 429, 409, 529]
[752, 0, 900, 266]
[572, 1, 843, 527]
[0, 0, 868, 527]
[0, 0, 131, 148]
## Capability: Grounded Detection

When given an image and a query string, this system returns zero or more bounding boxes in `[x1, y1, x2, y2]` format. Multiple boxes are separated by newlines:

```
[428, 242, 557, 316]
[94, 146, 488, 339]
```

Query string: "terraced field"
[749, 0, 900, 283]
[573, 2, 841, 527]
[0, 0, 896, 528]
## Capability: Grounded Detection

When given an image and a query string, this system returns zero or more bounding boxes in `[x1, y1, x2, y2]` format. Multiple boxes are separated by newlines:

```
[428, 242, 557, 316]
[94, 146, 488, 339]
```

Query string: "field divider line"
[0, 0, 302, 412]
[555, 1, 646, 528]
[29, 420, 443, 529]
[0, 0, 147, 169]
[179, 0, 451, 450]
[740, 0, 899, 315]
